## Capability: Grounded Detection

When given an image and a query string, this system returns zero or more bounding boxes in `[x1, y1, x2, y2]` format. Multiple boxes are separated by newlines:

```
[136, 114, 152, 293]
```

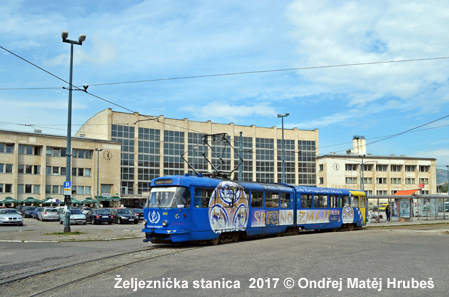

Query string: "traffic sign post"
[63, 181, 72, 233]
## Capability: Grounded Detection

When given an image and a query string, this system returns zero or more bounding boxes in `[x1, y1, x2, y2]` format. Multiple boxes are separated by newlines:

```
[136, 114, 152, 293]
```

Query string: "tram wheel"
[210, 237, 220, 245]
[293, 227, 299, 235]
[232, 233, 239, 242]
[348, 224, 354, 231]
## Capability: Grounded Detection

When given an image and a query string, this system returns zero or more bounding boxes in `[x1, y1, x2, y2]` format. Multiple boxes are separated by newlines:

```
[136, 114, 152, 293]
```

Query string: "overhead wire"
[2, 44, 449, 151]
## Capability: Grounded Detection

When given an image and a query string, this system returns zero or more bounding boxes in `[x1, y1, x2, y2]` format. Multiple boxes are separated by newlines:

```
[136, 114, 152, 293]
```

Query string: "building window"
[121, 182, 133, 195]
[391, 165, 402, 172]
[391, 178, 401, 184]
[298, 140, 316, 186]
[0, 164, 13, 174]
[405, 165, 416, 172]
[234, 136, 253, 182]
[256, 138, 274, 183]
[346, 177, 357, 184]
[277, 139, 295, 184]
[376, 178, 387, 184]
[405, 178, 415, 184]
[419, 178, 429, 185]
[376, 165, 388, 171]
[0, 143, 14, 154]
[319, 164, 324, 171]
[188, 133, 209, 173]
[319, 177, 324, 184]
[72, 149, 92, 159]
[362, 164, 373, 171]
[376, 190, 387, 195]
[19, 145, 41, 155]
[46, 147, 65, 157]
[363, 177, 373, 184]
[419, 166, 430, 172]
[345, 164, 358, 171]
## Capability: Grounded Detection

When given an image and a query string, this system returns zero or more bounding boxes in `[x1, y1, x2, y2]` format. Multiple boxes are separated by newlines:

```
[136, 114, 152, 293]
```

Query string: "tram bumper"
[142, 228, 191, 243]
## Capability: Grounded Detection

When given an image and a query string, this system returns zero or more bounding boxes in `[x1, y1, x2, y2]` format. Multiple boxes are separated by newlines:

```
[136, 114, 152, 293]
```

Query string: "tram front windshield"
[146, 187, 190, 208]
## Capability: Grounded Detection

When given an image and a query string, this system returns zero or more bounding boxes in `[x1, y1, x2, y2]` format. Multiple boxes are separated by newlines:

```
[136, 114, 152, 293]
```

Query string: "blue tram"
[142, 174, 367, 244]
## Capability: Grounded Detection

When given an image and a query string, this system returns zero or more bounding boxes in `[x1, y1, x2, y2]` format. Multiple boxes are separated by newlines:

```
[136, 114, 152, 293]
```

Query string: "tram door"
[350, 191, 367, 224]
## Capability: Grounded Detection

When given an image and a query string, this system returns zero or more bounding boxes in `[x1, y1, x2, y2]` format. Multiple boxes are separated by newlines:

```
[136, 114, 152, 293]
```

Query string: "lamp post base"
[64, 227, 71, 233]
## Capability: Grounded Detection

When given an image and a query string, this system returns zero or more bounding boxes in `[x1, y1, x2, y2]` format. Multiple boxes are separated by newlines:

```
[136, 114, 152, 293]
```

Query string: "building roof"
[0, 128, 120, 145]
[318, 153, 436, 161]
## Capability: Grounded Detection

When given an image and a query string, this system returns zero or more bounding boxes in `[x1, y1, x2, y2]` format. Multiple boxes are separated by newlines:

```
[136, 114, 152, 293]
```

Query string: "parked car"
[86, 208, 113, 225]
[16, 205, 25, 213]
[38, 208, 60, 221]
[21, 206, 36, 218]
[32, 207, 44, 219]
[130, 208, 144, 222]
[378, 204, 389, 211]
[111, 208, 139, 224]
[59, 208, 87, 225]
[81, 207, 92, 215]
[0, 208, 24, 226]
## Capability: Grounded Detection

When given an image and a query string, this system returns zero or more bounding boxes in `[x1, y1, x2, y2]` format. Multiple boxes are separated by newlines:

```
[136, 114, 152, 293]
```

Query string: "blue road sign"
[64, 181, 71, 189]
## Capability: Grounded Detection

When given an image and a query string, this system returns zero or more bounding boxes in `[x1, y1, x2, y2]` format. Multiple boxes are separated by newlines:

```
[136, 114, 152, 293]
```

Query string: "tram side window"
[251, 191, 263, 208]
[329, 195, 339, 208]
[359, 196, 366, 208]
[301, 194, 313, 208]
[314, 195, 328, 208]
[351, 196, 359, 208]
[194, 188, 214, 208]
[280, 193, 291, 208]
[265, 192, 279, 208]
[341, 195, 350, 207]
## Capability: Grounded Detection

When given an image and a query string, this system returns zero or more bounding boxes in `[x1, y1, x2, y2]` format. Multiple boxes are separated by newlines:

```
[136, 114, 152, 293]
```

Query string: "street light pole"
[95, 148, 103, 208]
[62, 31, 86, 233]
[277, 113, 289, 184]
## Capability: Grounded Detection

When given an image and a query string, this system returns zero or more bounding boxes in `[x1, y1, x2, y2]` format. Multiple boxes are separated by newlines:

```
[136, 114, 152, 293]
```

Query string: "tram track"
[0, 245, 203, 297]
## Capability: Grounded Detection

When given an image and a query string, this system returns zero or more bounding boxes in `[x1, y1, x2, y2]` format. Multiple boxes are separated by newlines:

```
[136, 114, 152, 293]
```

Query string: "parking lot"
[0, 216, 145, 242]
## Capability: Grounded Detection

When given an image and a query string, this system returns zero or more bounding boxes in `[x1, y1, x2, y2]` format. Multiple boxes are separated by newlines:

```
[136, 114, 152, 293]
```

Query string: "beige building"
[317, 136, 437, 195]
[0, 129, 121, 206]
[76, 109, 319, 205]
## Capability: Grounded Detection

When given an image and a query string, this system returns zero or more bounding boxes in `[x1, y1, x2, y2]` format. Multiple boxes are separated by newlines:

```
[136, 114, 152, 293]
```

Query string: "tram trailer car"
[142, 175, 367, 245]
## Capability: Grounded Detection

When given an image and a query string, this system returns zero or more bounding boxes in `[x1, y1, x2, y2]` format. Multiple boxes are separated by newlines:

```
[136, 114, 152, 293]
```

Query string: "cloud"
[181, 102, 276, 123]
[286, 0, 449, 110]
[412, 148, 449, 167]
[44, 35, 118, 67]
[289, 111, 358, 130]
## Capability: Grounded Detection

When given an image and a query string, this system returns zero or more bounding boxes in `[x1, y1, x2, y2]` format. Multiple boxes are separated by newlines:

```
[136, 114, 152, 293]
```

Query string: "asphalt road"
[1, 224, 448, 297]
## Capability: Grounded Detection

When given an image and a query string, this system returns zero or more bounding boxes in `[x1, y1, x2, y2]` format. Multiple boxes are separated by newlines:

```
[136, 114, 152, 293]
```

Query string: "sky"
[1, 0, 449, 168]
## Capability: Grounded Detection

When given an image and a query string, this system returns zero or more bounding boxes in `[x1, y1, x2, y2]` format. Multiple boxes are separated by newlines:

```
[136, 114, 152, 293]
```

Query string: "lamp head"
[61, 31, 68, 40]
[78, 34, 86, 43]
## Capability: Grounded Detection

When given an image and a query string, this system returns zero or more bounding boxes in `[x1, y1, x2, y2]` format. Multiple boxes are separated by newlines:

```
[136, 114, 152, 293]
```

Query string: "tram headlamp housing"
[162, 220, 168, 227]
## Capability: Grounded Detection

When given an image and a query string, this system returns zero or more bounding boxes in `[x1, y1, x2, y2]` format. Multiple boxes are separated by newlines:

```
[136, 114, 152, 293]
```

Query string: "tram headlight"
[162, 220, 168, 227]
